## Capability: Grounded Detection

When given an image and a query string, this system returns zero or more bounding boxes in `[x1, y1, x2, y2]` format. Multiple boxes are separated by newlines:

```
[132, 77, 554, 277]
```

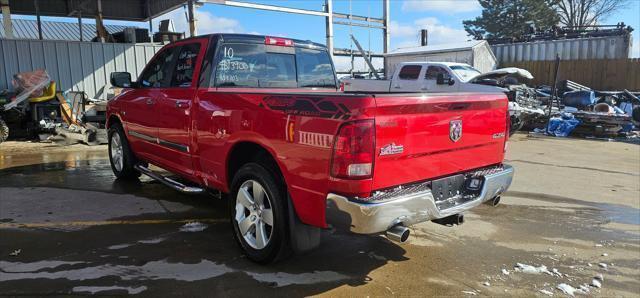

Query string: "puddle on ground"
[506, 191, 640, 226]
[596, 203, 640, 225]
[0, 259, 350, 289]
[72, 285, 147, 295]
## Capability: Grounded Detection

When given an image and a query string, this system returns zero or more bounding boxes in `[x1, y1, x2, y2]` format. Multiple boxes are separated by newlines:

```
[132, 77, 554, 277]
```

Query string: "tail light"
[339, 82, 345, 91]
[331, 120, 375, 179]
[265, 36, 293, 47]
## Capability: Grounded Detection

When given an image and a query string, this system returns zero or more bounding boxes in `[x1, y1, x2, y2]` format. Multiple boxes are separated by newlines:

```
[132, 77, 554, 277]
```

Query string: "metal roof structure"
[386, 40, 487, 56]
[0, 18, 129, 41]
[7, 0, 187, 21]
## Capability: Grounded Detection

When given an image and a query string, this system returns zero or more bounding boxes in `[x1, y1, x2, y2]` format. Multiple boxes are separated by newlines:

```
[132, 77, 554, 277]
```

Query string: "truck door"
[390, 65, 423, 91]
[423, 65, 457, 93]
[153, 40, 206, 176]
[124, 46, 177, 157]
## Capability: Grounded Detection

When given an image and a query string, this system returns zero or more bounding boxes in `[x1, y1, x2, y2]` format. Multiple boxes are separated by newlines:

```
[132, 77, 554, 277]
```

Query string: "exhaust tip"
[386, 225, 410, 243]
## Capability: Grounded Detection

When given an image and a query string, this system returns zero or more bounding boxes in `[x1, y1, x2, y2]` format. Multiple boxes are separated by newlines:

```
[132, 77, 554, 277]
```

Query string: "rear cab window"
[212, 41, 336, 88]
[397, 65, 422, 80]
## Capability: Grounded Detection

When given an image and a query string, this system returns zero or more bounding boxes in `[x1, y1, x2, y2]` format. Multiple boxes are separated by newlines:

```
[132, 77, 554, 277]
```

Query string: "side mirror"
[436, 73, 455, 86]
[110, 72, 133, 88]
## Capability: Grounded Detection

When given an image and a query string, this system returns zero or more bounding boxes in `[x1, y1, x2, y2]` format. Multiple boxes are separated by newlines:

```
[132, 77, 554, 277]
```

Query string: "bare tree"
[556, 0, 630, 27]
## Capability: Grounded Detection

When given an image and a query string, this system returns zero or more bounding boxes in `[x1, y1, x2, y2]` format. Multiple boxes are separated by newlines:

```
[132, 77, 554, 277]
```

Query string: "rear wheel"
[230, 163, 290, 263]
[108, 123, 140, 180]
[0, 118, 8, 143]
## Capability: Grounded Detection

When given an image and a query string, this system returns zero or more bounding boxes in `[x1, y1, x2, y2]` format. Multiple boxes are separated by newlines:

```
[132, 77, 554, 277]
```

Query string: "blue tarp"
[545, 113, 581, 137]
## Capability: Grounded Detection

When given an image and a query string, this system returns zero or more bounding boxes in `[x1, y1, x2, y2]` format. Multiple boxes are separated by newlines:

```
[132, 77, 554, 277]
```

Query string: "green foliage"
[464, 0, 560, 40]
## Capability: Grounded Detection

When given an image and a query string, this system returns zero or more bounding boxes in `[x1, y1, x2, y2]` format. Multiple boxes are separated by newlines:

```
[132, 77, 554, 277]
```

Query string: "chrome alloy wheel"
[110, 132, 124, 172]
[235, 180, 274, 249]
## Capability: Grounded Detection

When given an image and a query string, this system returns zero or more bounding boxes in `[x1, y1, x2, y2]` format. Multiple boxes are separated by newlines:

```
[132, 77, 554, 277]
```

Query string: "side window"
[139, 47, 177, 88]
[398, 65, 421, 80]
[170, 43, 202, 87]
[425, 66, 449, 80]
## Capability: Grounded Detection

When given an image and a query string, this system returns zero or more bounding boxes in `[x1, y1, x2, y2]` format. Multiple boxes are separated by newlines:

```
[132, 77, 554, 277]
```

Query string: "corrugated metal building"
[1, 18, 129, 41]
[1, 19, 161, 99]
[384, 40, 497, 76]
[0, 39, 162, 99]
[491, 35, 632, 64]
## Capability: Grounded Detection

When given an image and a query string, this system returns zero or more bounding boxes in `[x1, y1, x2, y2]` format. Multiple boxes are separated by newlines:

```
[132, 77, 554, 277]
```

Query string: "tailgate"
[372, 93, 508, 190]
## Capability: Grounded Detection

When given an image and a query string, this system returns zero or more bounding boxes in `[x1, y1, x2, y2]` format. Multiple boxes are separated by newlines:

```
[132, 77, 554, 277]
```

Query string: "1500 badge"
[380, 143, 404, 156]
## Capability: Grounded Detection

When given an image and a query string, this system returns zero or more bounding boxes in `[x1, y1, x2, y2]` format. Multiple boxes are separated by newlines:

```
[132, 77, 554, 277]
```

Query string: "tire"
[0, 118, 8, 143]
[229, 163, 291, 263]
[108, 123, 140, 180]
[633, 106, 640, 123]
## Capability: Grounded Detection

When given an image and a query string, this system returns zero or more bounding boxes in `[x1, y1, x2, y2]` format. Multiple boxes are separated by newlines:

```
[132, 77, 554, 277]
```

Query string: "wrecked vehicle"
[340, 62, 545, 134]
[107, 34, 514, 263]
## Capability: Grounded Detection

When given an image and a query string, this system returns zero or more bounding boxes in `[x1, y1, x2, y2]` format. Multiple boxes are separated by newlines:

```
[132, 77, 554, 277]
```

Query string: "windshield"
[214, 43, 337, 88]
[450, 65, 482, 82]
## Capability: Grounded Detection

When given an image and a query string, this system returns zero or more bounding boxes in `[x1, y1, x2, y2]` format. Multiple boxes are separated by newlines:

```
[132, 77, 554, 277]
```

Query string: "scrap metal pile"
[0, 70, 107, 145]
[533, 80, 639, 139]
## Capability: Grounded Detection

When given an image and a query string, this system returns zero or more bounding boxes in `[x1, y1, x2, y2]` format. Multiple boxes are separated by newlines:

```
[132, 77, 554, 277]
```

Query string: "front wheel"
[230, 163, 290, 263]
[108, 123, 140, 180]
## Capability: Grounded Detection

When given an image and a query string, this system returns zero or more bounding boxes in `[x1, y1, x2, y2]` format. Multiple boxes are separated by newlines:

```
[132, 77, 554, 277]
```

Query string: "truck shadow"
[0, 160, 409, 296]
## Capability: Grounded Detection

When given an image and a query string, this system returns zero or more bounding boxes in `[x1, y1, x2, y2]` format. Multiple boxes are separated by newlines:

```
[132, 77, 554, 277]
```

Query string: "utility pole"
[1, 0, 13, 39]
[382, 0, 390, 54]
[188, 0, 197, 37]
[147, 0, 153, 41]
[96, 0, 107, 42]
[34, 0, 42, 40]
[325, 0, 334, 58]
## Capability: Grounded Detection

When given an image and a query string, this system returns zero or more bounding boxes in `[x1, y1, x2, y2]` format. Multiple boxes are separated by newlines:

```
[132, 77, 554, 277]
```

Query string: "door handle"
[146, 98, 154, 105]
[393, 85, 401, 89]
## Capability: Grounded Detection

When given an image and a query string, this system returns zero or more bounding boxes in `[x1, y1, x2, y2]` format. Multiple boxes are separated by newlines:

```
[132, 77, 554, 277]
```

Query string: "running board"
[134, 164, 204, 194]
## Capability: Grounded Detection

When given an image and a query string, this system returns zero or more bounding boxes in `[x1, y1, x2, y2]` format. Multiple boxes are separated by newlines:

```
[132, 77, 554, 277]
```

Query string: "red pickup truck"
[107, 34, 514, 263]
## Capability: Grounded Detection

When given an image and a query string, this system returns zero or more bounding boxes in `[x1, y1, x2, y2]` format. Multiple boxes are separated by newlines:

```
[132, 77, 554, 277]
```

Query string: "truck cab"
[107, 34, 514, 264]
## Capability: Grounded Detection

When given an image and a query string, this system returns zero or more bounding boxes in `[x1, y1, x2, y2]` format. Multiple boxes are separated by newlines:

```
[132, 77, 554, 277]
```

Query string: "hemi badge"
[492, 132, 506, 139]
[380, 143, 404, 156]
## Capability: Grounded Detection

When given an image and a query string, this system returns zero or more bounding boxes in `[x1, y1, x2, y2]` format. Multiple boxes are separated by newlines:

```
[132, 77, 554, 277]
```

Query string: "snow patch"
[138, 237, 165, 244]
[107, 243, 132, 250]
[514, 263, 551, 275]
[180, 222, 208, 232]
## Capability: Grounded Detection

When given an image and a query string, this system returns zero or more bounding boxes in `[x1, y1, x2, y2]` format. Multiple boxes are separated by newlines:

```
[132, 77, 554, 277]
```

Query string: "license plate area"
[431, 174, 465, 201]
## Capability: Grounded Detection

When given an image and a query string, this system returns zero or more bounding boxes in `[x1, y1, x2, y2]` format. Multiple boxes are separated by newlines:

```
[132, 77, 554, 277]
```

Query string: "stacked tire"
[0, 118, 8, 143]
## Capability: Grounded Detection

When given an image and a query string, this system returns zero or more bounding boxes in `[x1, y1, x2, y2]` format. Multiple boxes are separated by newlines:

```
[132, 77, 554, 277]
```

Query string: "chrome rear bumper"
[326, 164, 514, 234]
